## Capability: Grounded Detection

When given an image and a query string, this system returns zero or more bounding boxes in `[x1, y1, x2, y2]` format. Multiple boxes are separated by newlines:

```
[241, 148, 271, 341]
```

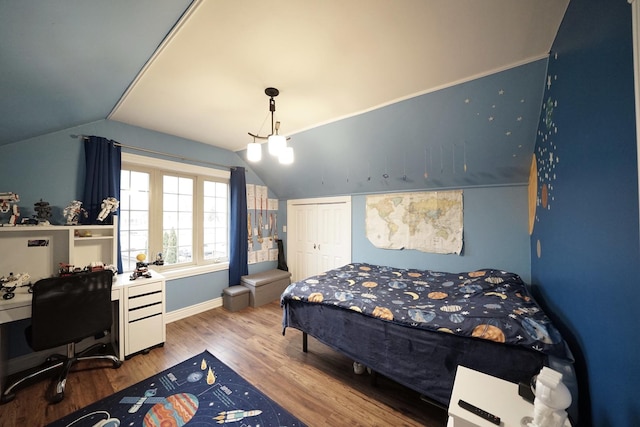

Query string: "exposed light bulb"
[247, 141, 262, 162]
[268, 134, 286, 156]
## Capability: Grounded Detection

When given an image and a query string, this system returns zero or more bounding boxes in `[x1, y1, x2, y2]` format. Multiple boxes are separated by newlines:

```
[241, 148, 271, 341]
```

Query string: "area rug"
[48, 350, 306, 427]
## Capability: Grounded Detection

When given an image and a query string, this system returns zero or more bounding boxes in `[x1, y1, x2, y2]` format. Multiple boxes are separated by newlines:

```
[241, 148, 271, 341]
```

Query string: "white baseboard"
[164, 297, 223, 324]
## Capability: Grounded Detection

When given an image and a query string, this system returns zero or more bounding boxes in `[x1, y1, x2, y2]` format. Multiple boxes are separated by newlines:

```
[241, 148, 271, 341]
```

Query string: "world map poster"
[365, 190, 463, 254]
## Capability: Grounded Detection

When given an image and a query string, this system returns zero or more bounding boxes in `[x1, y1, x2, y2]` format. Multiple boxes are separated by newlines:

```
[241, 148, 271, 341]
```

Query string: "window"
[120, 170, 151, 271]
[162, 175, 194, 265]
[120, 153, 230, 277]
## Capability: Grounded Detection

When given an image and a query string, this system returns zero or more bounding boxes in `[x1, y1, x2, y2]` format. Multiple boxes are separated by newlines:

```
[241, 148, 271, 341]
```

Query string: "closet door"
[291, 203, 319, 282]
[287, 196, 351, 282]
[316, 202, 351, 274]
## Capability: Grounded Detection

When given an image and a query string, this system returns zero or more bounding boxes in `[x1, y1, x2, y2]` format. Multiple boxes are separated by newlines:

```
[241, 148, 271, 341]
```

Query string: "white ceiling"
[109, 0, 570, 153]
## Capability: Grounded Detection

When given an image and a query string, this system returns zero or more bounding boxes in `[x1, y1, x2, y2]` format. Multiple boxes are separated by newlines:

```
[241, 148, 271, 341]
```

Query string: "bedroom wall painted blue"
[0, 120, 261, 222]
[351, 186, 531, 282]
[247, 59, 549, 201]
[0, 120, 278, 358]
[531, 1, 640, 425]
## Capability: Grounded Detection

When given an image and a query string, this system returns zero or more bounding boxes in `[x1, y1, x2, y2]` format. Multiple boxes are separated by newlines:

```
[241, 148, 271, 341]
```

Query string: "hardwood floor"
[0, 301, 448, 426]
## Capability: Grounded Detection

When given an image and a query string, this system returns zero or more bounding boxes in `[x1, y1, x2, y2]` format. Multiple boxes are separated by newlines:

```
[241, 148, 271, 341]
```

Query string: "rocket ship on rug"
[214, 409, 262, 423]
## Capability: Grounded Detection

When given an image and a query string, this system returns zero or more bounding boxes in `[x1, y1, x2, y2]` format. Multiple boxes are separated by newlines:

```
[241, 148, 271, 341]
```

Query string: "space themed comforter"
[281, 263, 569, 359]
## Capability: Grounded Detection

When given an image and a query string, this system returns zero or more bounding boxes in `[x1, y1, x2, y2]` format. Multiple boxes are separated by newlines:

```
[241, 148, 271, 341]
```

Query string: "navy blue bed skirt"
[282, 300, 547, 407]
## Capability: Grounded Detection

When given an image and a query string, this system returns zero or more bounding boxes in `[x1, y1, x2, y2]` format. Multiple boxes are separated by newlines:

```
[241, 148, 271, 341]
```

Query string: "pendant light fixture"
[268, 120, 286, 156]
[247, 87, 293, 164]
[247, 136, 262, 162]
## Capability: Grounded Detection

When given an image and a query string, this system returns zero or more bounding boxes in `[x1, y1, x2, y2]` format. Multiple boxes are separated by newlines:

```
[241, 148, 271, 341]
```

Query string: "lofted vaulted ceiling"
[0, 0, 569, 197]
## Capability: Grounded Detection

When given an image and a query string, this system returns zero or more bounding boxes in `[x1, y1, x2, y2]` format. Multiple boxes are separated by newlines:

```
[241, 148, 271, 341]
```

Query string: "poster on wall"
[246, 184, 256, 210]
[247, 186, 279, 264]
[365, 190, 463, 254]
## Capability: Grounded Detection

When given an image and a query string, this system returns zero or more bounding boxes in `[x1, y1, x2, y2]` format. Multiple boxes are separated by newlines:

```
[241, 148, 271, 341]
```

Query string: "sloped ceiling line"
[108, 0, 201, 121]
[106, 0, 569, 152]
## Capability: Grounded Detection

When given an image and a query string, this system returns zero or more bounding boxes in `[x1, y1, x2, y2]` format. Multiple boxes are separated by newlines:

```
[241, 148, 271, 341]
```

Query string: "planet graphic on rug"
[143, 393, 199, 427]
[187, 371, 203, 382]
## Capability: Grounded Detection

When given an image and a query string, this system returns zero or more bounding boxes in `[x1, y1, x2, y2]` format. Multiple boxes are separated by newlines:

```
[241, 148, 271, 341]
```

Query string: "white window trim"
[123, 153, 230, 180]
[121, 152, 231, 280]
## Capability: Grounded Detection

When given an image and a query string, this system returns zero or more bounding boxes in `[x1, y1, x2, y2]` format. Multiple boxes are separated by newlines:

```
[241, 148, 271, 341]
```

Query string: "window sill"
[152, 262, 229, 281]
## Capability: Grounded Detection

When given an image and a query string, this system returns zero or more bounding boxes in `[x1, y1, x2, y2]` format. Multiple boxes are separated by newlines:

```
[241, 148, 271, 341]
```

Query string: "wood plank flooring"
[0, 301, 448, 426]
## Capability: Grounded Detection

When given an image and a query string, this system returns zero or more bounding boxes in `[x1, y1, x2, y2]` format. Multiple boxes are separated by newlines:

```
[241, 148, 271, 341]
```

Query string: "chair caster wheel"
[113, 360, 123, 368]
[51, 391, 64, 404]
[0, 392, 15, 405]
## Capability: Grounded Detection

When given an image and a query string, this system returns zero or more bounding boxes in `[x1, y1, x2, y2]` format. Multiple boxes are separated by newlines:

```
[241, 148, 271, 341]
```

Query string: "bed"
[281, 263, 574, 409]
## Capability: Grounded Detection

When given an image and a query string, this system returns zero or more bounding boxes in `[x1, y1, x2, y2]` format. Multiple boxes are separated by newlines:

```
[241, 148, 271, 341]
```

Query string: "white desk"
[0, 271, 165, 396]
[0, 277, 124, 356]
[0, 286, 123, 322]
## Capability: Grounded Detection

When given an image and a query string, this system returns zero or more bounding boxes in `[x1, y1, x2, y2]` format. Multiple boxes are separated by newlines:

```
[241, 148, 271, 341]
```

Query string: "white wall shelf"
[0, 219, 117, 280]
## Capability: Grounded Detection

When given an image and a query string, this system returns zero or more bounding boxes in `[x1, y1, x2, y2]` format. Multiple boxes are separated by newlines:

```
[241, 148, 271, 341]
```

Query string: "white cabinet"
[287, 196, 352, 282]
[120, 273, 166, 358]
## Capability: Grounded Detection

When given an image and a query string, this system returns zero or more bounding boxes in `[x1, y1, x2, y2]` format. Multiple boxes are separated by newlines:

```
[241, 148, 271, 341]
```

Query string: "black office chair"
[1, 270, 122, 404]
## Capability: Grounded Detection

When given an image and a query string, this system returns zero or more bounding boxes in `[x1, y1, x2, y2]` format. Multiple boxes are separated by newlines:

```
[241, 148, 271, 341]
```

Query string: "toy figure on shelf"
[89, 261, 105, 272]
[151, 252, 164, 266]
[0, 192, 20, 226]
[59, 263, 74, 276]
[97, 197, 119, 222]
[0, 272, 31, 300]
[59, 263, 87, 276]
[33, 199, 52, 225]
[63, 200, 88, 225]
[130, 253, 152, 280]
[89, 262, 117, 279]
[103, 264, 118, 277]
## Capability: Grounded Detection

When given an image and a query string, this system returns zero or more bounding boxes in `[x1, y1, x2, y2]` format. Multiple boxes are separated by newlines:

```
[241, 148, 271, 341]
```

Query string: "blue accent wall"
[531, 1, 639, 425]
[352, 186, 531, 282]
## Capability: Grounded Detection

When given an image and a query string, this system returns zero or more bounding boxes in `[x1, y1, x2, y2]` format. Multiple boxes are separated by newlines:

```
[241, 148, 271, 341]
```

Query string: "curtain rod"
[71, 134, 239, 171]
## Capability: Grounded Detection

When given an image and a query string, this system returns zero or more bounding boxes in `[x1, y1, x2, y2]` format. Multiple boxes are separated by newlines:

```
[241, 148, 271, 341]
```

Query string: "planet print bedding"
[281, 263, 569, 359]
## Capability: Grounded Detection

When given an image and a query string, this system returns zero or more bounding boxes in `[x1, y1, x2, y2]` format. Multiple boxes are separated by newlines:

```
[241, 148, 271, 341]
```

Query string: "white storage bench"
[241, 269, 291, 307]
